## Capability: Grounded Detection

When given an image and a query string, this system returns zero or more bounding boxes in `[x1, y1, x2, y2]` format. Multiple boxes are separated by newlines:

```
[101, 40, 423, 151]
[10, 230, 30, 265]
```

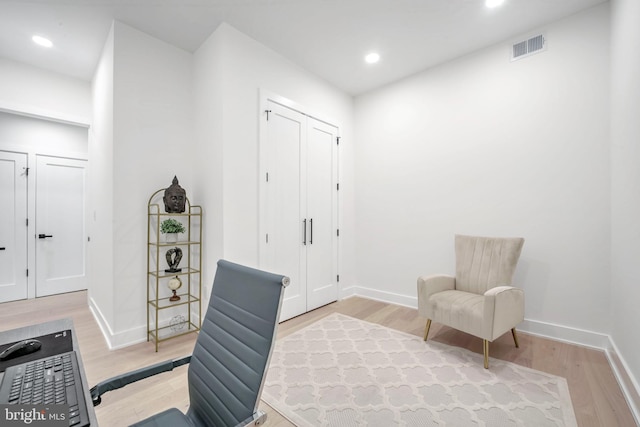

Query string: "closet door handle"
[303, 219, 307, 245]
[38, 234, 53, 239]
[310, 218, 313, 245]
[0, 247, 5, 251]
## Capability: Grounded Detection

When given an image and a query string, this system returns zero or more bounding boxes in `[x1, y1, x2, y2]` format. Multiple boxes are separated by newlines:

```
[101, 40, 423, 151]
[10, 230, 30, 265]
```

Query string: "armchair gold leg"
[483, 340, 489, 369]
[511, 328, 520, 348]
[423, 319, 432, 341]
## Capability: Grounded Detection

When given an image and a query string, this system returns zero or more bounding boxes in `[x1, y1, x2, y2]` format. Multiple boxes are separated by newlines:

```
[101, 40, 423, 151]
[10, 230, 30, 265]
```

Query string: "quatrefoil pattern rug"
[263, 313, 577, 426]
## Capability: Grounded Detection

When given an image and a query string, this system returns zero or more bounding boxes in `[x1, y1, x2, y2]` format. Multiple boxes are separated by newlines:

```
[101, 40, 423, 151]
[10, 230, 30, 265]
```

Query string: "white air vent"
[511, 33, 546, 61]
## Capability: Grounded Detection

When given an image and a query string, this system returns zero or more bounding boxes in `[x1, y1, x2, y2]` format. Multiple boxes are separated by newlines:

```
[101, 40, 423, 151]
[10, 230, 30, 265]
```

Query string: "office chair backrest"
[455, 235, 525, 295]
[186, 259, 288, 427]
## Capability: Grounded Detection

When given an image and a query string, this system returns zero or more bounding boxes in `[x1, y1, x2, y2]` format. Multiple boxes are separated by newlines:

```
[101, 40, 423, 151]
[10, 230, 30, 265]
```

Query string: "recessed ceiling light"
[485, 0, 505, 8]
[365, 52, 380, 64]
[32, 35, 53, 48]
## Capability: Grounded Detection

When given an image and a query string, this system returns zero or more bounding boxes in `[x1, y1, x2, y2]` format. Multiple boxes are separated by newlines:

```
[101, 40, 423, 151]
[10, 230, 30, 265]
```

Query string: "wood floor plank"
[0, 291, 636, 426]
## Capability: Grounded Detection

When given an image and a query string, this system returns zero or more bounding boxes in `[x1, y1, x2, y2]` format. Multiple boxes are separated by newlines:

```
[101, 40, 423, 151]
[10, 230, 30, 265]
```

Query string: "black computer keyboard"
[0, 351, 90, 426]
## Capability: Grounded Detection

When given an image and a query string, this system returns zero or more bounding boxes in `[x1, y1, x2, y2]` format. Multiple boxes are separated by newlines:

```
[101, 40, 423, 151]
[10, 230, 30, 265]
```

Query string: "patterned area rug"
[263, 313, 577, 426]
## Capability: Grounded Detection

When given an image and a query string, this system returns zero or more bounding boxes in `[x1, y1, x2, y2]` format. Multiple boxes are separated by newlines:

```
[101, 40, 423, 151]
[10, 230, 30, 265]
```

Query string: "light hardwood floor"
[0, 291, 636, 426]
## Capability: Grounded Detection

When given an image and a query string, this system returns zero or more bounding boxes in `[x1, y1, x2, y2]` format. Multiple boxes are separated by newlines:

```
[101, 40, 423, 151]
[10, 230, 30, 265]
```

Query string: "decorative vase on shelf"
[166, 233, 178, 243]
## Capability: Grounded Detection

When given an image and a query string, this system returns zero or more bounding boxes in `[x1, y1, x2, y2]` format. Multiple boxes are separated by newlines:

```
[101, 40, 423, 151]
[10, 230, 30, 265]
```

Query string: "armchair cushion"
[426, 290, 485, 338]
[424, 286, 524, 342]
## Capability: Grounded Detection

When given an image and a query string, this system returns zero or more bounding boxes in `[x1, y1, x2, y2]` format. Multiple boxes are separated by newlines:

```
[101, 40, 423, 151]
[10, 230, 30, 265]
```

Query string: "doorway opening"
[0, 111, 89, 302]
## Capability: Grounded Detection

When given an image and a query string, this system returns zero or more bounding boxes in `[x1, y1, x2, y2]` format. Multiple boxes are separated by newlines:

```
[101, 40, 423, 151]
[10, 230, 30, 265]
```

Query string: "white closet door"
[0, 151, 28, 303]
[264, 101, 308, 320]
[35, 155, 88, 297]
[306, 118, 338, 310]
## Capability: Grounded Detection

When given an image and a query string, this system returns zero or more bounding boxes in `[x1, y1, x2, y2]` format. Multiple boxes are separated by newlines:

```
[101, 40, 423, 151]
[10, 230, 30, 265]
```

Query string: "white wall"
[192, 26, 225, 299]
[112, 21, 193, 342]
[0, 58, 90, 125]
[193, 23, 355, 295]
[90, 21, 194, 347]
[0, 112, 88, 155]
[89, 24, 115, 344]
[354, 5, 611, 338]
[610, 0, 640, 419]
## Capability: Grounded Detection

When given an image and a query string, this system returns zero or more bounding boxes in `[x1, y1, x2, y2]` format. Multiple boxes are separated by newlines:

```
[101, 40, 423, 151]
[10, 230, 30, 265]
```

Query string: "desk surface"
[0, 318, 99, 426]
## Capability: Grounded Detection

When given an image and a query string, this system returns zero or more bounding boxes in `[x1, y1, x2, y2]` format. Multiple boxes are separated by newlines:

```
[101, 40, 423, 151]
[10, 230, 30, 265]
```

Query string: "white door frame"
[0, 151, 28, 302]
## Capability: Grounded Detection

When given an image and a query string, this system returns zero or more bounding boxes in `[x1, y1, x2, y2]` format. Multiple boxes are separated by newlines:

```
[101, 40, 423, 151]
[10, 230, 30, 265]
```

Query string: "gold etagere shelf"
[147, 188, 202, 352]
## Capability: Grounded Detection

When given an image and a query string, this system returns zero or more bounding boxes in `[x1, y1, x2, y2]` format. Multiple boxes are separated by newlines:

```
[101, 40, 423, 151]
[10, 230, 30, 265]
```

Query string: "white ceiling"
[0, 0, 607, 95]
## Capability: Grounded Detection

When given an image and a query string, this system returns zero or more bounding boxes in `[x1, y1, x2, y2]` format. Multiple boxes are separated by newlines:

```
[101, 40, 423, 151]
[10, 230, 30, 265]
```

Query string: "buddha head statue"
[163, 176, 186, 213]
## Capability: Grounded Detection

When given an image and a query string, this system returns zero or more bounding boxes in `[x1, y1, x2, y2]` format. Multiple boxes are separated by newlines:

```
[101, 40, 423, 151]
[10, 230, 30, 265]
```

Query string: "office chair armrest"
[90, 355, 191, 406]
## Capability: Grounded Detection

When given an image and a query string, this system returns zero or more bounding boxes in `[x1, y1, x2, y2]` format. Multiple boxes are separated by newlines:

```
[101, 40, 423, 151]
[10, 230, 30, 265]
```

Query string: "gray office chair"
[90, 259, 289, 427]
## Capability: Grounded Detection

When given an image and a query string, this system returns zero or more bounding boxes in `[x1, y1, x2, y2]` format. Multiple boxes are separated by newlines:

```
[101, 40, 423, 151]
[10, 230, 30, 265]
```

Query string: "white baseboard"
[606, 339, 640, 426]
[89, 297, 201, 350]
[88, 297, 147, 350]
[342, 285, 418, 309]
[517, 319, 611, 350]
[517, 317, 640, 424]
[88, 297, 114, 349]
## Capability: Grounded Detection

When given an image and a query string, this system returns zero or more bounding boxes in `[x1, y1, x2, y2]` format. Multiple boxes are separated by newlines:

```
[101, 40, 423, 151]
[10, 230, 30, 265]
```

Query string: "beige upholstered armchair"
[417, 235, 525, 368]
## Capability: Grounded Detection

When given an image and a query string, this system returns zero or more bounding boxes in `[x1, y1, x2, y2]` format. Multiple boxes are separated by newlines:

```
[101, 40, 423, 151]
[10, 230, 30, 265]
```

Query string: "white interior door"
[264, 101, 308, 320]
[0, 151, 28, 303]
[306, 118, 338, 310]
[36, 155, 87, 297]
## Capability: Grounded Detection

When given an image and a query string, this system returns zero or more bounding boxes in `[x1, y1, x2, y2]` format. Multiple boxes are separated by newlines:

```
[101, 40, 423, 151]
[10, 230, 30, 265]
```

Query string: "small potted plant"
[160, 218, 186, 243]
